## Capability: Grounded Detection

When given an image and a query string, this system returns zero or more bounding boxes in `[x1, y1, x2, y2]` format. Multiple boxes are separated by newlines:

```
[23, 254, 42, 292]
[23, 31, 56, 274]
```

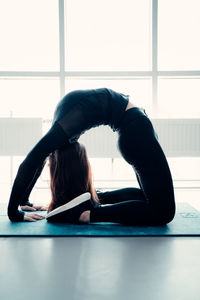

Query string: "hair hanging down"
[48, 142, 99, 211]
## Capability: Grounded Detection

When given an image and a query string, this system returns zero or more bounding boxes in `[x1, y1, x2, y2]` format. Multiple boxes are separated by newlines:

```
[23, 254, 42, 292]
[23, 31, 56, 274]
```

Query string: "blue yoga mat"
[0, 202, 200, 237]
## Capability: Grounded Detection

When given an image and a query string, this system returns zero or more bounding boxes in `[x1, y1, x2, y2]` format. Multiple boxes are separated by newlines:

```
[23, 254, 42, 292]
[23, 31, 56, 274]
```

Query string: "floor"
[1, 189, 200, 300]
[0, 237, 200, 300]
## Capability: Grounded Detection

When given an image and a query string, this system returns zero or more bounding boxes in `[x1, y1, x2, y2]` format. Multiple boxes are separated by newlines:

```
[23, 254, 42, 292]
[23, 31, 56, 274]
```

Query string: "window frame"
[0, 0, 200, 189]
[0, 0, 200, 116]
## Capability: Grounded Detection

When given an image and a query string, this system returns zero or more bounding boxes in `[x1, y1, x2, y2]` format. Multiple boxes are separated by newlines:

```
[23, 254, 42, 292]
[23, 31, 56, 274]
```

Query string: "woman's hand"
[20, 205, 48, 211]
[24, 212, 45, 222]
[33, 205, 48, 211]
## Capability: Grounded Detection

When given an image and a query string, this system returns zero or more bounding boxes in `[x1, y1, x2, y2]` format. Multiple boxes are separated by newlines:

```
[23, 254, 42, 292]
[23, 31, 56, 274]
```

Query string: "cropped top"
[7, 88, 129, 221]
[53, 88, 129, 142]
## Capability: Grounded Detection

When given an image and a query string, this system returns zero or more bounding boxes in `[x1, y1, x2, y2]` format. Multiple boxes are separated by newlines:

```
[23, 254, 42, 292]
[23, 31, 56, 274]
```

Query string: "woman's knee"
[162, 208, 176, 225]
[150, 203, 176, 225]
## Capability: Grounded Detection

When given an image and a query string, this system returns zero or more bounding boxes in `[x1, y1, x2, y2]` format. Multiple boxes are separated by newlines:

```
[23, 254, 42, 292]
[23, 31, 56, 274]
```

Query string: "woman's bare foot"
[79, 210, 90, 223]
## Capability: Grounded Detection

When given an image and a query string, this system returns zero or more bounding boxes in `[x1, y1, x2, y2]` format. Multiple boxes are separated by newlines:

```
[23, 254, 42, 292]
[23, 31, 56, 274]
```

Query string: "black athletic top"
[8, 88, 129, 221]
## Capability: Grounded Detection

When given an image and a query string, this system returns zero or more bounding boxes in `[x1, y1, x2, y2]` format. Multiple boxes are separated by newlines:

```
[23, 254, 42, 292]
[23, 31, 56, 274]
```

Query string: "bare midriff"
[125, 101, 135, 111]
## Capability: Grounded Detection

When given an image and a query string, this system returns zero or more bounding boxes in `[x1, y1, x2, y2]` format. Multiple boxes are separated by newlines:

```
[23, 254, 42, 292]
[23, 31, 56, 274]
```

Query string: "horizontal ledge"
[0, 71, 200, 77]
[65, 71, 152, 77]
[0, 71, 152, 77]
[158, 71, 200, 76]
[0, 71, 60, 77]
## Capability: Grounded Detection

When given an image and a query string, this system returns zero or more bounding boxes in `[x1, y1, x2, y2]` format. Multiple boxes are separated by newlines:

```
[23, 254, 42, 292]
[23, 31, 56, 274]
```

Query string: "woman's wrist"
[8, 210, 25, 222]
[20, 200, 33, 207]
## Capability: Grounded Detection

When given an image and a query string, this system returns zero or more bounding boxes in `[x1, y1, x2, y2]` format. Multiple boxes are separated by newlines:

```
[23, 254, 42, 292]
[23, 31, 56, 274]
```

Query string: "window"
[0, 0, 200, 203]
[158, 0, 200, 71]
[0, 0, 59, 71]
[0, 77, 59, 118]
[1, 0, 199, 120]
[65, 0, 151, 71]
[158, 77, 200, 118]
[157, 0, 200, 119]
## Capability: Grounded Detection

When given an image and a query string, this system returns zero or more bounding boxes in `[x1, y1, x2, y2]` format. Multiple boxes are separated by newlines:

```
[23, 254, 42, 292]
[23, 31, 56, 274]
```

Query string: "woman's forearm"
[7, 122, 68, 221]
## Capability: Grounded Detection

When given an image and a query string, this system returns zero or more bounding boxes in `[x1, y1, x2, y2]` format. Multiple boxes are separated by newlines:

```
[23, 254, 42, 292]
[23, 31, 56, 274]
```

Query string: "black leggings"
[90, 108, 176, 225]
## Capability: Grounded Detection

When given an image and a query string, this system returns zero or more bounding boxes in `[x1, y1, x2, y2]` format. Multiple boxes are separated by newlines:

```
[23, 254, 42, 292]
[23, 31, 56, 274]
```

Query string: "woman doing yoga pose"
[8, 88, 176, 224]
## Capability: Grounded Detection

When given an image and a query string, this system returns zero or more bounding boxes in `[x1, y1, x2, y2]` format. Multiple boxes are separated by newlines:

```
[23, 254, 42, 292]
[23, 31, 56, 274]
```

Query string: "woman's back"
[53, 88, 129, 143]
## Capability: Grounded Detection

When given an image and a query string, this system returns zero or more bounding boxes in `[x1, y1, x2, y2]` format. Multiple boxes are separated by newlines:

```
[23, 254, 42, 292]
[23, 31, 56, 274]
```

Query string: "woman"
[8, 88, 175, 225]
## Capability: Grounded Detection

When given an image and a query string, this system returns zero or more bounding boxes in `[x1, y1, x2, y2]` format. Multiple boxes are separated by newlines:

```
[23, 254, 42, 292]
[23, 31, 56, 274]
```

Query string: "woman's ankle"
[79, 210, 90, 223]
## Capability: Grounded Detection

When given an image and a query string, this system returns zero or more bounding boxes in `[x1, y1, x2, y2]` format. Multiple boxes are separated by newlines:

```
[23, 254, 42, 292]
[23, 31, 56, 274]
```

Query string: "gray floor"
[0, 237, 200, 300]
[1, 189, 200, 300]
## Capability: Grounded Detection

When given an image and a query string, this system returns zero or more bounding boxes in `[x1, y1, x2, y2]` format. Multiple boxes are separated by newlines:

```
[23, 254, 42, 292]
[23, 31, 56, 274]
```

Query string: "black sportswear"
[8, 88, 129, 221]
[8, 88, 175, 225]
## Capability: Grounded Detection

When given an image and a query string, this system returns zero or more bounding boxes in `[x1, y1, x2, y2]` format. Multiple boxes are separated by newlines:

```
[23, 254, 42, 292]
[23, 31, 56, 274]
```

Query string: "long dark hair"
[48, 142, 99, 211]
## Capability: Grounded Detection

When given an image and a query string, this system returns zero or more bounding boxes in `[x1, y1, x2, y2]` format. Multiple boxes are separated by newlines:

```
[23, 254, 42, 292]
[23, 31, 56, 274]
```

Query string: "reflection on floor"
[1, 237, 200, 300]
[0, 189, 200, 299]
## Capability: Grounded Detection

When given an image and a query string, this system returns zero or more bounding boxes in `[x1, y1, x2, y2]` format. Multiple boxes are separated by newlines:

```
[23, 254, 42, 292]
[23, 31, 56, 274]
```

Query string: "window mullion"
[59, 0, 65, 98]
[152, 0, 158, 117]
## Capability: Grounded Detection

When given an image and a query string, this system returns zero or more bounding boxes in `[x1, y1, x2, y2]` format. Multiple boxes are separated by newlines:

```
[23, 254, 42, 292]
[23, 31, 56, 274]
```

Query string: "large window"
[65, 0, 151, 71]
[0, 0, 200, 203]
